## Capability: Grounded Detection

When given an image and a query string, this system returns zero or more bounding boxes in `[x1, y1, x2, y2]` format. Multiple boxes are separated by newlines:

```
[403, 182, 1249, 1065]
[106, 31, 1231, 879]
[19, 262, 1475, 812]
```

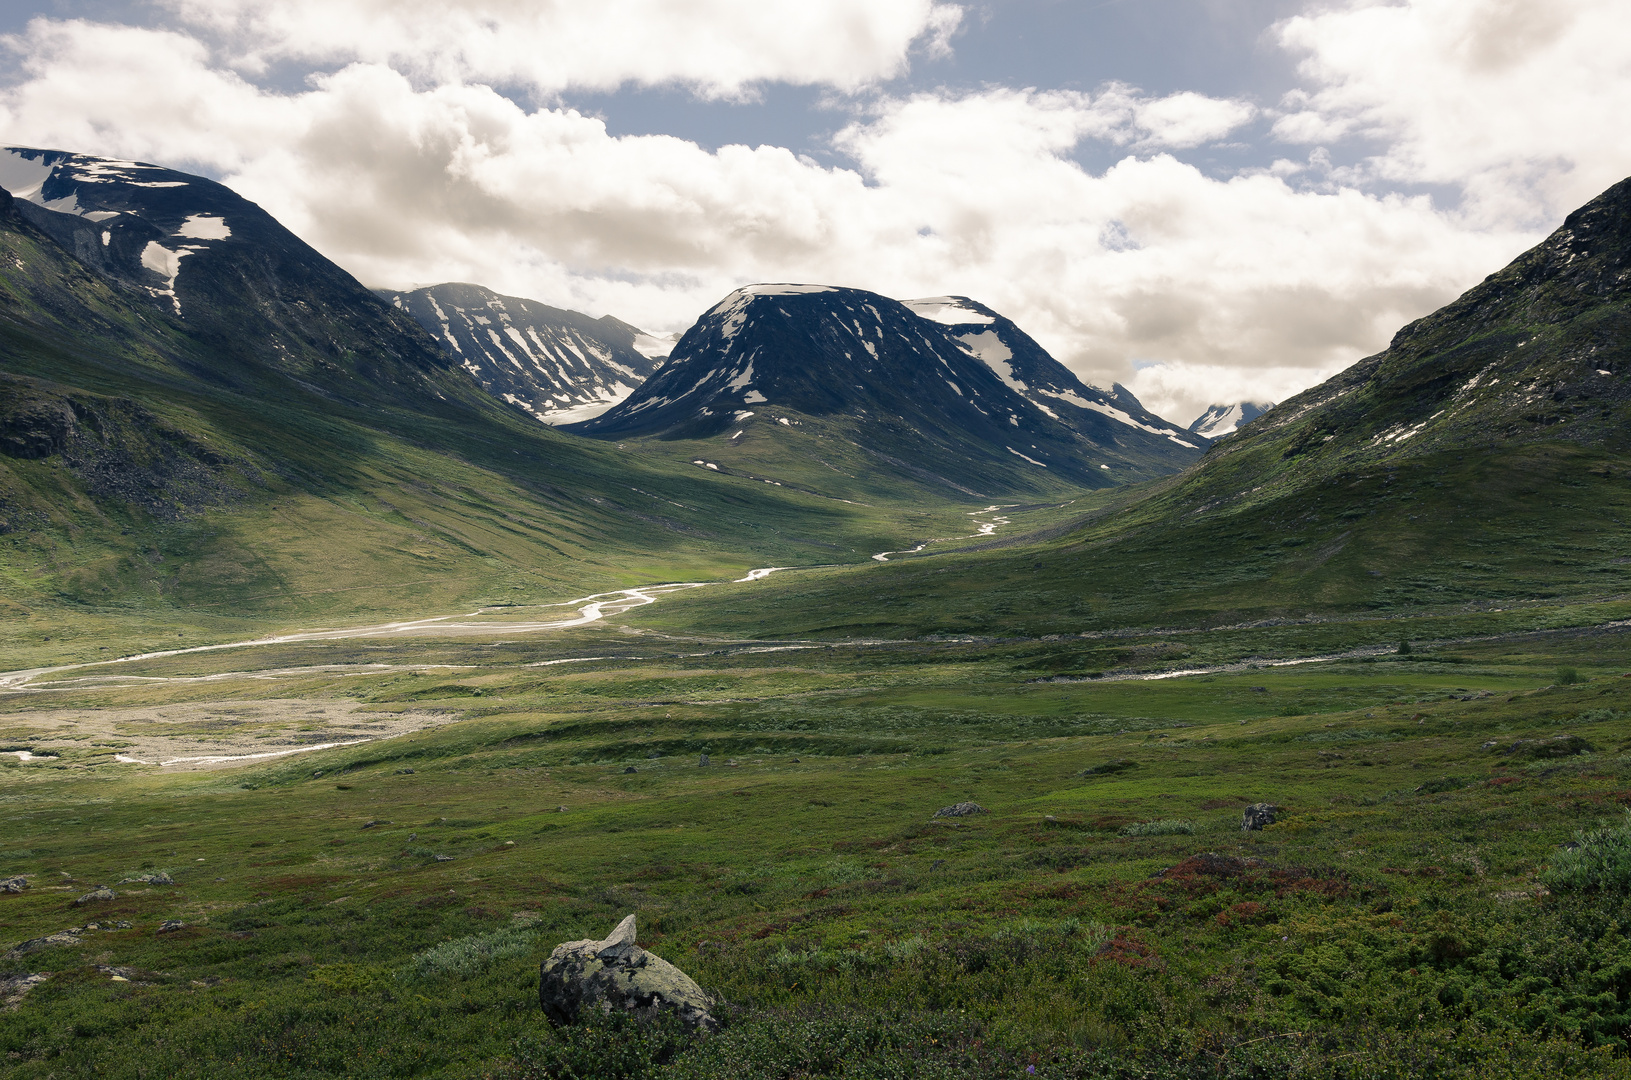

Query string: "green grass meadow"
[5, 610, 1631, 1078]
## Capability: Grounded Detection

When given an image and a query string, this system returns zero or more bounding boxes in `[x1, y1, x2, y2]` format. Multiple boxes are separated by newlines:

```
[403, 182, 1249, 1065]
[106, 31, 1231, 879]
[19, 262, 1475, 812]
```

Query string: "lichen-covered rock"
[1242, 803, 1280, 831]
[0, 876, 28, 894]
[539, 914, 717, 1033]
[74, 887, 116, 906]
[934, 801, 987, 818]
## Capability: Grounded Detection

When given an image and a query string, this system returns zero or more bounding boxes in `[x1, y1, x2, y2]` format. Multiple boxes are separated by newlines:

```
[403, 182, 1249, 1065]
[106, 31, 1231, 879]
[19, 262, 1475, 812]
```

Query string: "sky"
[2, 1, 1629, 426]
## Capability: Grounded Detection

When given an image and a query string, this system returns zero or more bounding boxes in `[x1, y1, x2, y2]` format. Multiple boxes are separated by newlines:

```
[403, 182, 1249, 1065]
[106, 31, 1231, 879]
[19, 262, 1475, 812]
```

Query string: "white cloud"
[2, 2, 1615, 427]
[162, 0, 965, 98]
[1133, 91, 1256, 149]
[1274, 0, 1631, 227]
[1124, 362, 1331, 430]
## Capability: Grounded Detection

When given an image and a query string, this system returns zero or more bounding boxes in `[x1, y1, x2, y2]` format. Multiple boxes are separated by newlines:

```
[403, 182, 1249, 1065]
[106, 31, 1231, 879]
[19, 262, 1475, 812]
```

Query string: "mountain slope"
[567, 284, 1201, 496]
[0, 146, 470, 413]
[637, 175, 1631, 639]
[384, 282, 669, 425]
[900, 295, 1194, 447]
[0, 155, 999, 667]
[1188, 401, 1271, 438]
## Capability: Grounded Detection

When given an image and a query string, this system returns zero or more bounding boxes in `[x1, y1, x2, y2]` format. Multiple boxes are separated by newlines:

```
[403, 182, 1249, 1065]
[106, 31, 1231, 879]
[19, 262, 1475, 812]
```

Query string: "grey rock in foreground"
[539, 914, 717, 1033]
[1242, 804, 1280, 832]
[0, 876, 27, 894]
[934, 802, 987, 818]
[1, 972, 51, 1011]
[74, 887, 116, 905]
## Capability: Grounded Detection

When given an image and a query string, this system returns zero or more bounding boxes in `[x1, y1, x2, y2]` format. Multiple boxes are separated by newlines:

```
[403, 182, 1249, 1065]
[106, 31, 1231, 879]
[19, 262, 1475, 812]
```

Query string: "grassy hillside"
[0, 187, 1067, 670]
[637, 177, 1631, 641]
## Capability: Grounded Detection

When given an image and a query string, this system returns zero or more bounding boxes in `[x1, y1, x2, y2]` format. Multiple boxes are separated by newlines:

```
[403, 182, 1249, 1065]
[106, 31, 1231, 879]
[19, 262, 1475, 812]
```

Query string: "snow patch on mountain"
[743, 283, 841, 296]
[388, 282, 665, 425]
[902, 296, 996, 326]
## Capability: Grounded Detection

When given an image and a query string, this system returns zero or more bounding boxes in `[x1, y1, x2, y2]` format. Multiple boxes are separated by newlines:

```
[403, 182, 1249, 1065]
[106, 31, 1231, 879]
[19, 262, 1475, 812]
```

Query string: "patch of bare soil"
[0, 699, 462, 771]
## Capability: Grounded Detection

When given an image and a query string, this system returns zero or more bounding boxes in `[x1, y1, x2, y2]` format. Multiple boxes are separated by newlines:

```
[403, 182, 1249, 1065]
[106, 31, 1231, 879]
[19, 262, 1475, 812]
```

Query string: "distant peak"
[1188, 401, 1273, 438]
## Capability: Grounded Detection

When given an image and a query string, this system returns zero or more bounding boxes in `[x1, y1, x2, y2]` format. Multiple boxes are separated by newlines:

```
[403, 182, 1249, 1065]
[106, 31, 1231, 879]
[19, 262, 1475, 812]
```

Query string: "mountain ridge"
[568, 283, 1202, 495]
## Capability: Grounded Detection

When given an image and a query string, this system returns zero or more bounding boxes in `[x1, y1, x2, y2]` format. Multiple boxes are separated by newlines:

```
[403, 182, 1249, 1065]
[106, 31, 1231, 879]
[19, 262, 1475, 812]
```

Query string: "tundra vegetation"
[4, 604, 1631, 1079]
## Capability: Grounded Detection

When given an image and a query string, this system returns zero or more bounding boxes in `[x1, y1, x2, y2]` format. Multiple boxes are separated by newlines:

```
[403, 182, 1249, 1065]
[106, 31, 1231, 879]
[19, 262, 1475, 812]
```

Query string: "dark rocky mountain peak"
[567, 283, 1202, 491]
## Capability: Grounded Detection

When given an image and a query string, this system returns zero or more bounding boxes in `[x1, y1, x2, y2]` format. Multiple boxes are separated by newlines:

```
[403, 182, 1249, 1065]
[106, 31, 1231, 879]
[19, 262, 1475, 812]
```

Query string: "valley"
[3, 145, 1631, 1079]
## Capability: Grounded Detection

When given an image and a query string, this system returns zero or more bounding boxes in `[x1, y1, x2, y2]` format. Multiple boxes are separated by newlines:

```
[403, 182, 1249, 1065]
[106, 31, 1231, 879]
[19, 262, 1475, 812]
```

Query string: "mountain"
[383, 282, 670, 425]
[0, 146, 464, 411]
[0, 150, 982, 665]
[646, 174, 1631, 639]
[1188, 401, 1271, 438]
[566, 284, 1201, 495]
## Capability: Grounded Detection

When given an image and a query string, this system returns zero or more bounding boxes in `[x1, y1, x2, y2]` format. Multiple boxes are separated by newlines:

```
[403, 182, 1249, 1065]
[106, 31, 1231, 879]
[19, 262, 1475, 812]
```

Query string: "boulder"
[74, 887, 116, 905]
[1241, 804, 1279, 831]
[0, 876, 27, 894]
[4, 929, 82, 959]
[933, 801, 988, 818]
[539, 914, 717, 1033]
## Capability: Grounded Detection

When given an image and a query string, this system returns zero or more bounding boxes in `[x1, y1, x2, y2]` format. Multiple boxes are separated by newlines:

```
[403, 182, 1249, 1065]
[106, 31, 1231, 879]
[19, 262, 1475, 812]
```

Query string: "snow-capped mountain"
[0, 146, 240, 315]
[0, 146, 457, 407]
[567, 284, 1202, 490]
[1188, 401, 1273, 438]
[384, 283, 671, 425]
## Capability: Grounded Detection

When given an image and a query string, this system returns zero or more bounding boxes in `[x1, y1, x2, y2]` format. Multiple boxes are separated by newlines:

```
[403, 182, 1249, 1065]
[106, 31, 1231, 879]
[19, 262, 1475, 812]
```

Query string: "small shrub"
[1543, 811, 1631, 892]
[1397, 638, 1412, 656]
[1080, 759, 1138, 776]
[1557, 666, 1582, 685]
[509, 1010, 690, 1080]
[1120, 820, 1196, 837]
[400, 925, 538, 980]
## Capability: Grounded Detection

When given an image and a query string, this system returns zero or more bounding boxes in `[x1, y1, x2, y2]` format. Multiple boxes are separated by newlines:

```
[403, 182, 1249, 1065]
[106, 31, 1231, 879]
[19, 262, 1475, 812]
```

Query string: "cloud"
[161, 0, 965, 98]
[1123, 362, 1322, 429]
[1132, 91, 1256, 149]
[0, 4, 1601, 427]
[1274, 0, 1631, 227]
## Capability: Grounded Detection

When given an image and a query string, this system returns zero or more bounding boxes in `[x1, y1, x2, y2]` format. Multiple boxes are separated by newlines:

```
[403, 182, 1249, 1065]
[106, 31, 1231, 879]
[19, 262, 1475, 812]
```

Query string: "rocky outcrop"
[1, 972, 51, 1011]
[539, 914, 717, 1033]
[74, 887, 116, 905]
[1242, 804, 1280, 831]
[934, 801, 988, 818]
